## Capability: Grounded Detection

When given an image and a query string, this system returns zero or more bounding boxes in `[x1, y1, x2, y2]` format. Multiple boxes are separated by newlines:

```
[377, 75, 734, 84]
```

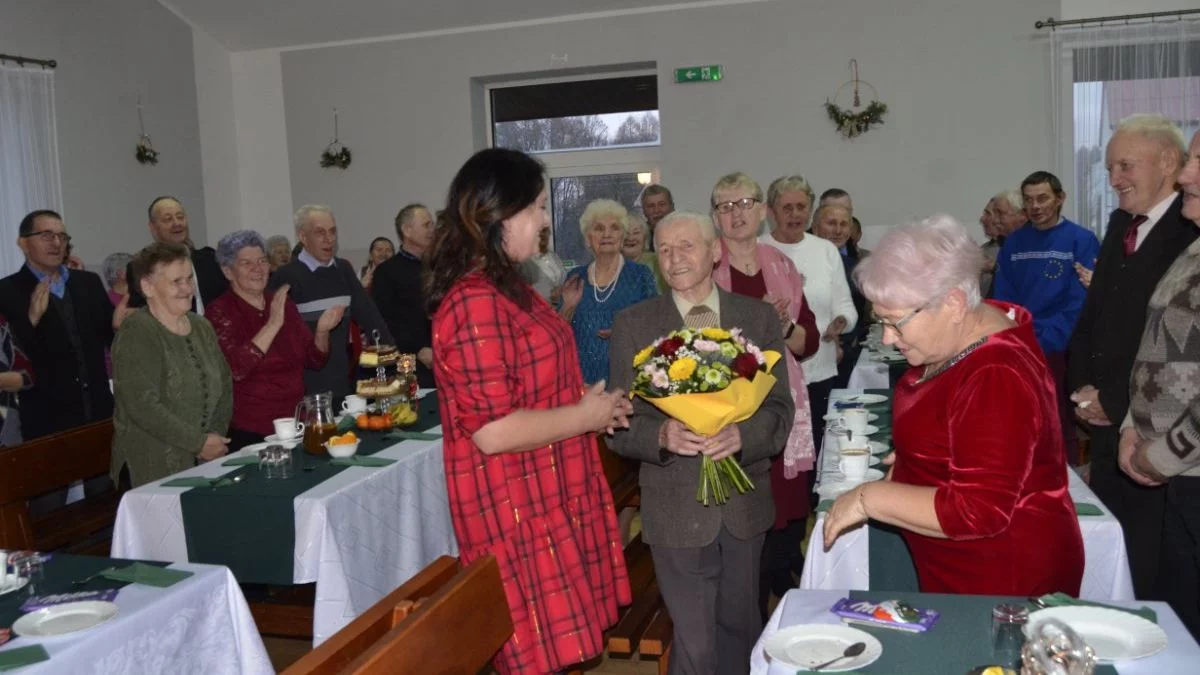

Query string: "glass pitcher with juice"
[296, 392, 337, 456]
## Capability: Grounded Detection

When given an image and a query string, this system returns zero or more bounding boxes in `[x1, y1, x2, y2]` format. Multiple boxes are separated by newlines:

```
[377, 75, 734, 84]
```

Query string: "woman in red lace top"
[426, 148, 633, 674]
[206, 230, 345, 450]
[823, 215, 1083, 597]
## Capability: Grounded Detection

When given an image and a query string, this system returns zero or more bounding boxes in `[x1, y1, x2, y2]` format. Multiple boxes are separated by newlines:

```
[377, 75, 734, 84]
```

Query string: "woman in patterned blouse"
[426, 148, 633, 674]
[0, 313, 33, 446]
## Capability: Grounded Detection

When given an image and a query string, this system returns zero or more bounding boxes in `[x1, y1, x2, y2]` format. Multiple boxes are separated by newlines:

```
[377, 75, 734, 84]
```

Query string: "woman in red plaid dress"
[427, 148, 633, 674]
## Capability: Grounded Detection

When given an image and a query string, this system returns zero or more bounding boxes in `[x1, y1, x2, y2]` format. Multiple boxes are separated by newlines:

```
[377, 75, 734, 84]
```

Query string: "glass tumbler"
[992, 603, 1029, 670]
[259, 444, 293, 480]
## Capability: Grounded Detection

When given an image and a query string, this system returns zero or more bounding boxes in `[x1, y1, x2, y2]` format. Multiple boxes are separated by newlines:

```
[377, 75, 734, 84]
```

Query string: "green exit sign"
[674, 65, 723, 84]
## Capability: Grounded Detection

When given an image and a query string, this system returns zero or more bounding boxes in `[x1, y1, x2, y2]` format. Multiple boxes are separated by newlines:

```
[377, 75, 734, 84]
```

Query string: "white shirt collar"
[1133, 191, 1180, 250]
[298, 248, 336, 271]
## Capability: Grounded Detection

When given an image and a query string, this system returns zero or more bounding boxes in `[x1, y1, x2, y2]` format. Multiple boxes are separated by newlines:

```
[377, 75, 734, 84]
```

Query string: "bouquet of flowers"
[631, 327, 781, 505]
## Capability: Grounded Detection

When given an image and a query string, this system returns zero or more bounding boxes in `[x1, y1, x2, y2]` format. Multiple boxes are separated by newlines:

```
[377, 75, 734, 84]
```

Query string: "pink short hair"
[853, 214, 984, 310]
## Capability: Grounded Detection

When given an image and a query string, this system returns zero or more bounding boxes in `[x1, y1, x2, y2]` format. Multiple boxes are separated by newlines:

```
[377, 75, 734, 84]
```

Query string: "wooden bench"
[0, 419, 120, 556]
[283, 555, 511, 675]
[592, 438, 672, 675]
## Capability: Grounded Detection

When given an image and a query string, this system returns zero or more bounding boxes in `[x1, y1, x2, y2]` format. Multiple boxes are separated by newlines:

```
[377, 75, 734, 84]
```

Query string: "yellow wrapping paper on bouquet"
[634, 351, 782, 435]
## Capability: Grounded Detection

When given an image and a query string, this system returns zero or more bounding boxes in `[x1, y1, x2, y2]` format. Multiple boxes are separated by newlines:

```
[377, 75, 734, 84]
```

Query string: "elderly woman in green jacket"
[111, 242, 233, 488]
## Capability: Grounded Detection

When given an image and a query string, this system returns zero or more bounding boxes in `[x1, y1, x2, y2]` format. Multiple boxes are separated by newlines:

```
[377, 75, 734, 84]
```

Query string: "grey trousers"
[651, 524, 765, 675]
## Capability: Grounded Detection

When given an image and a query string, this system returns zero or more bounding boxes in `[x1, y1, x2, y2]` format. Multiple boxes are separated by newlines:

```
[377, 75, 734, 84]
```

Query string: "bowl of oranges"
[325, 431, 360, 458]
[355, 413, 392, 432]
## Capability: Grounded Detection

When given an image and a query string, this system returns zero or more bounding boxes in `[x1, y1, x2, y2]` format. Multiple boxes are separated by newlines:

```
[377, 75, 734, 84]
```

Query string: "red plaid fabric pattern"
[432, 273, 631, 674]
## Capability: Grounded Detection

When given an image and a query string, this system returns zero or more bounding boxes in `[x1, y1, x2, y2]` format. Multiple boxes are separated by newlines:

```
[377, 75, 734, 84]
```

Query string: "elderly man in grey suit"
[608, 211, 794, 675]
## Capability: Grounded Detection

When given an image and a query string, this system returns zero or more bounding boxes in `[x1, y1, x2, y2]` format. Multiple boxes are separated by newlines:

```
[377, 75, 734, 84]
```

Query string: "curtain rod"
[0, 53, 57, 69]
[1037, 8, 1200, 30]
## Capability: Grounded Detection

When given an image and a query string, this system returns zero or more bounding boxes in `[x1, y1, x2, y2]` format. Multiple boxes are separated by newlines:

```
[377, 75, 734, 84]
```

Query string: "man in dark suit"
[372, 203, 435, 387]
[0, 210, 115, 441]
[1068, 114, 1198, 599]
[123, 196, 227, 317]
[608, 211, 793, 675]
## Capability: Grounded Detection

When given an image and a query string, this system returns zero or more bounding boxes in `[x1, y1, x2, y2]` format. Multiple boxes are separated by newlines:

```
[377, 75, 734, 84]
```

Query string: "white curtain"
[1050, 18, 1200, 238]
[0, 64, 63, 277]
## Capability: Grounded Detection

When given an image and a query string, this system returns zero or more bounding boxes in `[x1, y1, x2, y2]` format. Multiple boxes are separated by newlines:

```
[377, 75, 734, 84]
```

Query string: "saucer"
[824, 412, 879, 423]
[264, 434, 301, 448]
[829, 423, 881, 437]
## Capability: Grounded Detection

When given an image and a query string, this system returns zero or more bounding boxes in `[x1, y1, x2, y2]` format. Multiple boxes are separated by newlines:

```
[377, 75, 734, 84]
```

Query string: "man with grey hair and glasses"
[1068, 114, 1197, 599]
[271, 204, 391, 402]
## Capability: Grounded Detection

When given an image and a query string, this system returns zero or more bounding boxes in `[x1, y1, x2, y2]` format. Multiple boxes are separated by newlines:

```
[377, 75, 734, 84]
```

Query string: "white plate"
[764, 624, 883, 671]
[832, 393, 889, 405]
[263, 435, 300, 449]
[829, 423, 882, 437]
[868, 441, 890, 455]
[870, 352, 907, 363]
[824, 412, 880, 423]
[13, 600, 119, 638]
[1025, 606, 1167, 661]
[0, 576, 29, 596]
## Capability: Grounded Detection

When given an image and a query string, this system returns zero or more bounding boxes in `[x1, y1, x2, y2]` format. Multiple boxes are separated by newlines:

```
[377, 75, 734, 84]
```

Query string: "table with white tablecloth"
[0, 561, 272, 675]
[800, 388, 1136, 602]
[845, 345, 903, 390]
[112, 401, 458, 646]
[751, 589, 1200, 675]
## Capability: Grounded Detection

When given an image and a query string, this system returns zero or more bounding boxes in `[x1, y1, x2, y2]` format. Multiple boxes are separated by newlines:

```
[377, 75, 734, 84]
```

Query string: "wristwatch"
[784, 322, 796, 340]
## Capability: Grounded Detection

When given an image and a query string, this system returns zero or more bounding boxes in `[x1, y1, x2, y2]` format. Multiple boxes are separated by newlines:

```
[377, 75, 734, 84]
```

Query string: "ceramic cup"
[272, 417, 305, 440]
[840, 409, 870, 434]
[839, 448, 870, 482]
[341, 395, 367, 414]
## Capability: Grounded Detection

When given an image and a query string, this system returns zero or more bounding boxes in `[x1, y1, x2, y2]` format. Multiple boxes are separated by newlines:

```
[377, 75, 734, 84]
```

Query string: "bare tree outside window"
[494, 112, 660, 154]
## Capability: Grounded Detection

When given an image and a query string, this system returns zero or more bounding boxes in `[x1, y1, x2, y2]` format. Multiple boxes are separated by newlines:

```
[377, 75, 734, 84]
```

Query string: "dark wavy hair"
[424, 148, 545, 314]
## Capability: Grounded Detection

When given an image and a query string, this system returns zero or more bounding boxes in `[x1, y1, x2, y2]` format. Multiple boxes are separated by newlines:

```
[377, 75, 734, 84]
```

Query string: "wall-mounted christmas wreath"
[134, 97, 159, 165]
[825, 60, 887, 139]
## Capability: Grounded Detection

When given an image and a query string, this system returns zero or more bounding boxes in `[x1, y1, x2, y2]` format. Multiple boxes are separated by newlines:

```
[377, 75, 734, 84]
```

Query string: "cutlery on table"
[811, 641, 866, 671]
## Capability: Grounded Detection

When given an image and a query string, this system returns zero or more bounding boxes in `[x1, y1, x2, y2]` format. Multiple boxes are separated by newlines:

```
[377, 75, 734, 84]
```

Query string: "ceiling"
[161, 0, 708, 51]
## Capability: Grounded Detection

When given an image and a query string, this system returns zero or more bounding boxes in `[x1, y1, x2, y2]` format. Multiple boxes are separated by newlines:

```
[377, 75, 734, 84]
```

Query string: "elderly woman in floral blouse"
[206, 230, 345, 450]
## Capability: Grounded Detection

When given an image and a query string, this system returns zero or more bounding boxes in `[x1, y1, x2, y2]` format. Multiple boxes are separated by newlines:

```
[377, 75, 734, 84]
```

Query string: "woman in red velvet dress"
[709, 172, 820, 609]
[426, 148, 633, 674]
[823, 214, 1084, 597]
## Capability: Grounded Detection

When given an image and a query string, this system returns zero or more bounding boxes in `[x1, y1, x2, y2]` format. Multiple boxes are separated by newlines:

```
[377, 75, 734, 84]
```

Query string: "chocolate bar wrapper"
[831, 597, 940, 633]
[20, 588, 119, 612]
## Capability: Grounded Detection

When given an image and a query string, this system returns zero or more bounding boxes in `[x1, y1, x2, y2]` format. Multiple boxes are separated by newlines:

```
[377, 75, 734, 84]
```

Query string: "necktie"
[685, 304, 718, 329]
[1122, 214, 1148, 257]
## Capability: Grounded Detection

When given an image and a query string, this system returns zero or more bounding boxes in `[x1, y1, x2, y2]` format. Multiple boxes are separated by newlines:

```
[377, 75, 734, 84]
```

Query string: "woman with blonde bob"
[710, 171, 820, 607]
[560, 199, 658, 384]
[823, 215, 1084, 596]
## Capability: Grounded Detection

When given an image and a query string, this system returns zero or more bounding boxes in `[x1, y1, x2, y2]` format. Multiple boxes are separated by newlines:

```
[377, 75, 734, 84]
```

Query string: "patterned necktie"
[685, 304, 718, 329]
[1122, 214, 1148, 257]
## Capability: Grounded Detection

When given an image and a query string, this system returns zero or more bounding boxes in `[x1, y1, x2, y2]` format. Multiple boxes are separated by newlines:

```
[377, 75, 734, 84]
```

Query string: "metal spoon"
[811, 642, 866, 671]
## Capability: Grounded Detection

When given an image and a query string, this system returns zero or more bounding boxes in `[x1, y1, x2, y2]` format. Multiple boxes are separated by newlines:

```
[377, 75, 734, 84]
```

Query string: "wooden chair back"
[0, 419, 116, 551]
[284, 555, 512, 675]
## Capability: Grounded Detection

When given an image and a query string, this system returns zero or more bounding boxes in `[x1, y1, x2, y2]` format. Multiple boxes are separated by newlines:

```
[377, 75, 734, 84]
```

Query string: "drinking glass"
[259, 444, 293, 480]
[992, 603, 1029, 670]
[7, 551, 43, 595]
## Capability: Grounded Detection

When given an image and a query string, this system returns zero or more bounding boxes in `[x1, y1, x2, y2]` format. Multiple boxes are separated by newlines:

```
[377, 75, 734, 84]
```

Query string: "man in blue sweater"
[994, 171, 1099, 463]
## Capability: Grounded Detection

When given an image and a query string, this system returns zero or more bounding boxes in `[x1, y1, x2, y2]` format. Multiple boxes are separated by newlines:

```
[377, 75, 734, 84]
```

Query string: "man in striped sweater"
[271, 205, 391, 402]
[1121, 128, 1200, 639]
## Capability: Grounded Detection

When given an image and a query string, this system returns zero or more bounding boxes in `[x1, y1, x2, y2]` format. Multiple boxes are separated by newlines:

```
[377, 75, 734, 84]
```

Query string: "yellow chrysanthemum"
[633, 345, 654, 367]
[700, 327, 731, 340]
[668, 357, 698, 381]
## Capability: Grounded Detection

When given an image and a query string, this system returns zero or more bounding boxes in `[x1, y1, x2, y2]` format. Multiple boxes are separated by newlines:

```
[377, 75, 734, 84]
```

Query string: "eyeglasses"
[872, 304, 927, 338]
[21, 231, 72, 245]
[713, 197, 761, 214]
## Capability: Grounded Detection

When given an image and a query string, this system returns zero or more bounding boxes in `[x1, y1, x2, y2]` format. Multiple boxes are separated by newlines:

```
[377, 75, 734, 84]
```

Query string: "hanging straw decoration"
[135, 95, 159, 165]
[320, 107, 352, 169]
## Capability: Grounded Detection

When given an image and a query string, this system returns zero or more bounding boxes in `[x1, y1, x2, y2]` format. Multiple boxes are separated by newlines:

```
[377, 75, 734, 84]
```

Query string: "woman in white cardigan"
[760, 175, 858, 451]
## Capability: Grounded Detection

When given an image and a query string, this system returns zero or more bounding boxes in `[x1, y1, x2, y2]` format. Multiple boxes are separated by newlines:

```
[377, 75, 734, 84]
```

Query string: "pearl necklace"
[589, 255, 624, 304]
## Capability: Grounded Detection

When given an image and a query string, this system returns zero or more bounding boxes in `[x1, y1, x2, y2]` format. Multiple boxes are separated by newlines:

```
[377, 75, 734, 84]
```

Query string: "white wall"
[0, 0, 207, 265]
[273, 0, 1057, 252]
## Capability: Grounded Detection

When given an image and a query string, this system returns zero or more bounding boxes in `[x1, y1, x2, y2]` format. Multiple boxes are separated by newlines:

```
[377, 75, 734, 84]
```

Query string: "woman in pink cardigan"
[709, 171, 819, 614]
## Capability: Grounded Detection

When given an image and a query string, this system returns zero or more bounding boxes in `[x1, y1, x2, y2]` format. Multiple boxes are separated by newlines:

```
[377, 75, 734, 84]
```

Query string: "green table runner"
[844, 590, 1118, 674]
[179, 397, 441, 585]
[0, 554, 169, 630]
